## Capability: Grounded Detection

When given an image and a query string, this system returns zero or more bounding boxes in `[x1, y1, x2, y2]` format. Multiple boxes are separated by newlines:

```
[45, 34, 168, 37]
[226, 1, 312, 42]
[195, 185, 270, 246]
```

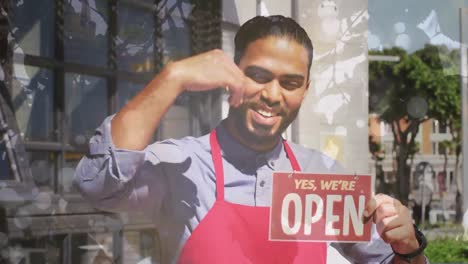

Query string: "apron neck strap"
[210, 130, 301, 202]
[210, 130, 225, 201]
[282, 140, 301, 171]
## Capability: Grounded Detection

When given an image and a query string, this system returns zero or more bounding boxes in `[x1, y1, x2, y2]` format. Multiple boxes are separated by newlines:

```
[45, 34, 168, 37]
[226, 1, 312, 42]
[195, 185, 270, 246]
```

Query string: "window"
[12, 66, 54, 142]
[117, 2, 155, 73]
[432, 141, 453, 155]
[122, 229, 158, 263]
[1, 0, 221, 262]
[63, 0, 109, 67]
[440, 142, 454, 155]
[432, 119, 449, 134]
[438, 142, 446, 155]
[6, 0, 219, 193]
[11, 0, 55, 58]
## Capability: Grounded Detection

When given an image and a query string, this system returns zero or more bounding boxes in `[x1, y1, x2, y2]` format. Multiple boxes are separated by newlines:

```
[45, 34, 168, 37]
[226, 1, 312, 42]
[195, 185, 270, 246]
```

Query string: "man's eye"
[248, 73, 272, 84]
[280, 80, 303, 90]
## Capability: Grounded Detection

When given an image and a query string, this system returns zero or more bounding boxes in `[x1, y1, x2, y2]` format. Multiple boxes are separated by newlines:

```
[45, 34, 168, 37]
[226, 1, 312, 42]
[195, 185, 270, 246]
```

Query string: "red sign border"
[268, 171, 372, 243]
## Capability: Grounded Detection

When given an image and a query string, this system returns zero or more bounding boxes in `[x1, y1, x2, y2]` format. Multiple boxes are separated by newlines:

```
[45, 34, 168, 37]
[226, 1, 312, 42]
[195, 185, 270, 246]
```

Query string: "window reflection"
[27, 151, 56, 190]
[63, 153, 82, 193]
[12, 66, 54, 141]
[0, 142, 14, 180]
[1, 0, 217, 263]
[117, 3, 155, 73]
[65, 74, 107, 147]
[368, 0, 464, 228]
[71, 233, 114, 264]
[12, 0, 55, 57]
[64, 0, 109, 67]
[368, 0, 462, 53]
[161, 10, 191, 61]
[161, 105, 191, 139]
[5, 235, 61, 264]
[122, 230, 158, 263]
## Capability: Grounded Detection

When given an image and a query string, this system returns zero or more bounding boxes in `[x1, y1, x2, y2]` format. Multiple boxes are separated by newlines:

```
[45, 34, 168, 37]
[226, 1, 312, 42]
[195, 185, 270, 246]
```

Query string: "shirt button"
[259, 180, 265, 187]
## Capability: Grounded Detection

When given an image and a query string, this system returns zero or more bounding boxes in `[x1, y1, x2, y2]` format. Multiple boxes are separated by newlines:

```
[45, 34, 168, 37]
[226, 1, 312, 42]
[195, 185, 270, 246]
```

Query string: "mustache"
[243, 99, 285, 115]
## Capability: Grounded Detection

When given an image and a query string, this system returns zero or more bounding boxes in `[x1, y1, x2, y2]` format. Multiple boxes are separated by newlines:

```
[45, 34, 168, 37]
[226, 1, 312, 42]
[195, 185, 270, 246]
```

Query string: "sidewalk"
[423, 225, 464, 241]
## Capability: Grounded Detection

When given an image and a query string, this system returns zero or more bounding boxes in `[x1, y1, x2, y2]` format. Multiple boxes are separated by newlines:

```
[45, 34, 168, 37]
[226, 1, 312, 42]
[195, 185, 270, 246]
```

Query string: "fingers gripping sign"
[364, 194, 422, 258]
[177, 49, 246, 107]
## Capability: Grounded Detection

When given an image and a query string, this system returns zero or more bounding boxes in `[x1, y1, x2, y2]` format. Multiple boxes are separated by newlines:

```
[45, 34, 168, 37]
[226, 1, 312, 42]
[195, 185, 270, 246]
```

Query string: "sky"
[368, 0, 468, 52]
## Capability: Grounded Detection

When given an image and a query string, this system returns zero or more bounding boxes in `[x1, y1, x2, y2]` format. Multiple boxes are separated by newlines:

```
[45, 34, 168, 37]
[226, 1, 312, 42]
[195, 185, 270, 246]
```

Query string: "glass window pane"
[62, 152, 83, 193]
[122, 230, 157, 263]
[369, 0, 465, 228]
[71, 233, 114, 264]
[65, 73, 108, 147]
[5, 236, 61, 264]
[161, 3, 191, 61]
[11, 0, 55, 57]
[12, 66, 54, 141]
[369, 0, 463, 52]
[439, 124, 447, 133]
[64, 0, 109, 66]
[0, 140, 14, 180]
[161, 105, 191, 139]
[27, 151, 56, 190]
[117, 4, 154, 72]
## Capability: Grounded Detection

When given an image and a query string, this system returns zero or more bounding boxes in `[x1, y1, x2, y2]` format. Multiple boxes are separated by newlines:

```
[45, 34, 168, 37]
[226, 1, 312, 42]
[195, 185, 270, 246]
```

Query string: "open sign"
[269, 173, 372, 242]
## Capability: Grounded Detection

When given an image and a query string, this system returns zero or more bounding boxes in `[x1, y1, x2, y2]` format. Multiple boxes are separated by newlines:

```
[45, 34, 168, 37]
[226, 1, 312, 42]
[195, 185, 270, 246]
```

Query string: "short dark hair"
[234, 15, 314, 73]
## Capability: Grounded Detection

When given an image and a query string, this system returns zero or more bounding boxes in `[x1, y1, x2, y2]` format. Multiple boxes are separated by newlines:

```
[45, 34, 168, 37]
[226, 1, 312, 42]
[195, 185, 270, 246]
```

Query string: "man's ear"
[303, 79, 311, 99]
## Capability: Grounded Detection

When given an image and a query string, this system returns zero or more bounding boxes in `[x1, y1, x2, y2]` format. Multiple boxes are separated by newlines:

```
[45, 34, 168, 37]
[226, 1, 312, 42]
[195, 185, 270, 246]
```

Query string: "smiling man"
[74, 16, 427, 263]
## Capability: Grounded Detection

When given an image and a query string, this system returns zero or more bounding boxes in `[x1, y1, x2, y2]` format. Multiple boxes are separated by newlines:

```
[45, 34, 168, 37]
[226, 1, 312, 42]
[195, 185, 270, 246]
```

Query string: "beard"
[227, 98, 300, 150]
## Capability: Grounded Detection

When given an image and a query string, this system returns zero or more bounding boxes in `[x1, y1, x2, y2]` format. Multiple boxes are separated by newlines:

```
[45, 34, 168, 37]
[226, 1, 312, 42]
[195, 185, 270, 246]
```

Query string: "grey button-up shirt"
[74, 116, 400, 264]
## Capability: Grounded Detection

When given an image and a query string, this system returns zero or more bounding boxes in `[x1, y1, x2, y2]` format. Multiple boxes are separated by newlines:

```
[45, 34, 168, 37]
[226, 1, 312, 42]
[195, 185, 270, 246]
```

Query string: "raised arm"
[111, 49, 246, 150]
[74, 49, 245, 214]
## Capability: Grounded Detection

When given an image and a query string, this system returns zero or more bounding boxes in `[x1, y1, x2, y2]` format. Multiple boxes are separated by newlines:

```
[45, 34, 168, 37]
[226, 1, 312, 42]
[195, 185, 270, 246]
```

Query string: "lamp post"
[460, 7, 468, 219]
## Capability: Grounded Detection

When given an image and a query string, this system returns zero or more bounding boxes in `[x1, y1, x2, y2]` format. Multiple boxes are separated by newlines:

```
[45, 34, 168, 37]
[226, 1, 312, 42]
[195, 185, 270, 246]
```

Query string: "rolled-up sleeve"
[73, 115, 164, 215]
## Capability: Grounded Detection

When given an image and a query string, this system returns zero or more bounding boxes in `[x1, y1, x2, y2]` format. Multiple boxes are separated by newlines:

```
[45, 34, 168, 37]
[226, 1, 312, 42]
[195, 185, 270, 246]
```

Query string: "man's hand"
[364, 194, 425, 263]
[171, 49, 247, 107]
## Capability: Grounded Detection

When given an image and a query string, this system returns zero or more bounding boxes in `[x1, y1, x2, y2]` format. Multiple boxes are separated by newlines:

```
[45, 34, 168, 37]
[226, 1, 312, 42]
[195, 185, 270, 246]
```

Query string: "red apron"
[177, 130, 327, 264]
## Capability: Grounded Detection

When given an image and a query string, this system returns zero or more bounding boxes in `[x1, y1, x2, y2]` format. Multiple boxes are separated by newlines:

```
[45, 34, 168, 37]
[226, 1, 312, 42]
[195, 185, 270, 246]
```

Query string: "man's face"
[228, 36, 310, 148]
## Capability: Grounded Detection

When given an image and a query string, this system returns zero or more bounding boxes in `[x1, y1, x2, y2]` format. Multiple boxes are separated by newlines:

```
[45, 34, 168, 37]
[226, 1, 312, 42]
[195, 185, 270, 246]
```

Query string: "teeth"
[257, 109, 273, 117]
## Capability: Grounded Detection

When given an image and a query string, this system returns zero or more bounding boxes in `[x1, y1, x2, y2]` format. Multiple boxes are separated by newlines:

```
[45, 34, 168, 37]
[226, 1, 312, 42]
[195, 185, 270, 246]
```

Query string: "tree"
[369, 135, 388, 194]
[369, 44, 461, 205]
[415, 46, 463, 222]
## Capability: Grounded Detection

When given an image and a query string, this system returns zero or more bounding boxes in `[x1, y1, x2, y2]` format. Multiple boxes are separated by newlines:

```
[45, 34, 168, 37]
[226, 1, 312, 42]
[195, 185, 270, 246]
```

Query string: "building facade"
[369, 115, 460, 224]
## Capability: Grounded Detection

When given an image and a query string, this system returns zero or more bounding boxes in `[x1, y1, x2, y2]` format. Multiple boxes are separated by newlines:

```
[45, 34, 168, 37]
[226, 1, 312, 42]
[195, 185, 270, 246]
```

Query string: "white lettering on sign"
[281, 193, 302, 235]
[280, 194, 366, 237]
[304, 194, 324, 235]
[343, 195, 365, 236]
[325, 195, 341, 236]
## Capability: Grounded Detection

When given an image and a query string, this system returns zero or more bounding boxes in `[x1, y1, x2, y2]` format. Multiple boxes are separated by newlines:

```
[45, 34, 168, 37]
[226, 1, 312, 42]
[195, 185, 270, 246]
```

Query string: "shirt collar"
[215, 122, 284, 169]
